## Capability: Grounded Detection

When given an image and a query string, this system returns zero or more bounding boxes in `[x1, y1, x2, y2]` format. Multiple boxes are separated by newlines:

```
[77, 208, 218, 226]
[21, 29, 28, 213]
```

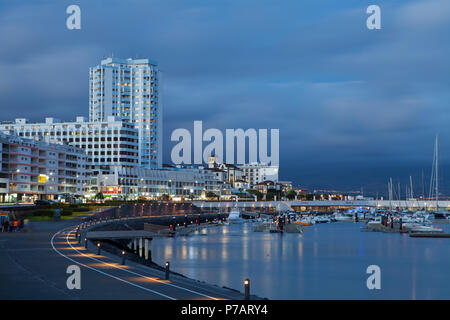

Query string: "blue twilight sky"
[0, 0, 449, 196]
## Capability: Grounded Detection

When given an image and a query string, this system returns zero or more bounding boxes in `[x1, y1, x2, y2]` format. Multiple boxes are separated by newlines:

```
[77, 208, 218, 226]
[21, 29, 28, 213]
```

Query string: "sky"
[0, 0, 449, 197]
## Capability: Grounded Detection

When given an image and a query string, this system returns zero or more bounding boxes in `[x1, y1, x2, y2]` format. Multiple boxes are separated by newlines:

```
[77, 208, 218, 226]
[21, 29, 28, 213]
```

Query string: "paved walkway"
[0, 215, 245, 300]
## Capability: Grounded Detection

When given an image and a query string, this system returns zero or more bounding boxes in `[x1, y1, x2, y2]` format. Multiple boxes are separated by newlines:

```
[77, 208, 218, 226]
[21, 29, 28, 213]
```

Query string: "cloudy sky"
[1, 0, 449, 196]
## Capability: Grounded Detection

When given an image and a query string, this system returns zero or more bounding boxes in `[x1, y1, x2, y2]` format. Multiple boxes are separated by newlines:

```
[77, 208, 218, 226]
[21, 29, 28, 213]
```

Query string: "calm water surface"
[151, 222, 450, 299]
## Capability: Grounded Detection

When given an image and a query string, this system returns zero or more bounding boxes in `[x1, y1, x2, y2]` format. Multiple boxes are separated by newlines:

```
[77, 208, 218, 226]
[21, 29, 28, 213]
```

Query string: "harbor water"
[151, 222, 450, 299]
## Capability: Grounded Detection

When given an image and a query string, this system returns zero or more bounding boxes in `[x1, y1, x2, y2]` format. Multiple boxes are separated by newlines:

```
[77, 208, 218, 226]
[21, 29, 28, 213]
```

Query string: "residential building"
[239, 162, 279, 187]
[89, 57, 162, 168]
[0, 132, 87, 202]
[206, 155, 245, 188]
[0, 116, 139, 176]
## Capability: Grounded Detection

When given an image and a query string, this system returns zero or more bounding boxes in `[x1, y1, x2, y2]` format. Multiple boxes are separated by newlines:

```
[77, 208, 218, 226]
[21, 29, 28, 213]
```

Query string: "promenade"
[0, 213, 246, 300]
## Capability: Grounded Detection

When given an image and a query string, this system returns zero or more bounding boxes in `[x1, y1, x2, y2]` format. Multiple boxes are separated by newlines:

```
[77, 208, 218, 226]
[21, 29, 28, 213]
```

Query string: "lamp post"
[244, 279, 250, 300]
[165, 261, 170, 280]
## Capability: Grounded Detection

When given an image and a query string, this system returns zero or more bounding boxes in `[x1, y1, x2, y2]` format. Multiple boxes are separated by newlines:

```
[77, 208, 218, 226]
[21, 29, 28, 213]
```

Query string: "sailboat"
[429, 135, 449, 219]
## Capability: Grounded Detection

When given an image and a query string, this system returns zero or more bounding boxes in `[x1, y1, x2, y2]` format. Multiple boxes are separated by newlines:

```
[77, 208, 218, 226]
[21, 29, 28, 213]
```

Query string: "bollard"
[97, 242, 101, 255]
[244, 279, 250, 300]
[165, 261, 170, 280]
[121, 250, 126, 265]
[78, 233, 81, 244]
[84, 238, 88, 249]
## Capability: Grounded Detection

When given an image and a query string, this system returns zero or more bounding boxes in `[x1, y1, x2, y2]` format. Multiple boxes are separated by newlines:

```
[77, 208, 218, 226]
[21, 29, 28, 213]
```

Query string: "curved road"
[0, 215, 244, 300]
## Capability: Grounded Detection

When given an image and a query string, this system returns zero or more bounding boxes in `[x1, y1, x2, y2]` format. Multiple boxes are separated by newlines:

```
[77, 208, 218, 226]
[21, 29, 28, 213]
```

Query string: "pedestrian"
[19, 219, 24, 232]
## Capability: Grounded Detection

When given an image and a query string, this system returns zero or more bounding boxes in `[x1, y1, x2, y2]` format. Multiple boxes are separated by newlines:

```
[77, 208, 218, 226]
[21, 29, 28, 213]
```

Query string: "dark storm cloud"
[0, 0, 449, 195]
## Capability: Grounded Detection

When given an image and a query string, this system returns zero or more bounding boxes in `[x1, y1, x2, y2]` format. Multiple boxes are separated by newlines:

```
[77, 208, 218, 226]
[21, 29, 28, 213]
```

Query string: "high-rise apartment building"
[89, 57, 162, 169]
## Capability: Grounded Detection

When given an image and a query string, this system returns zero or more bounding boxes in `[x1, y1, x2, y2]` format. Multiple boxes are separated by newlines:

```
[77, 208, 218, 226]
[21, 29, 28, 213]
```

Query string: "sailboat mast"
[435, 135, 439, 208]
[410, 176, 414, 199]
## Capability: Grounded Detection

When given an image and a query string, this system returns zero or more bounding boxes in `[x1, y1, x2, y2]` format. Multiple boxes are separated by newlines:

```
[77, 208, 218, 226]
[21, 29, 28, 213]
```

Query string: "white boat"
[314, 216, 330, 224]
[334, 213, 354, 222]
[367, 217, 382, 227]
[227, 209, 245, 224]
[409, 225, 443, 234]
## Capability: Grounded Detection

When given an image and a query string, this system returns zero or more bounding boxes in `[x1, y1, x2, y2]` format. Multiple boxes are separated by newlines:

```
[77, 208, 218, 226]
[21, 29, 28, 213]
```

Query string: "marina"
[151, 220, 450, 300]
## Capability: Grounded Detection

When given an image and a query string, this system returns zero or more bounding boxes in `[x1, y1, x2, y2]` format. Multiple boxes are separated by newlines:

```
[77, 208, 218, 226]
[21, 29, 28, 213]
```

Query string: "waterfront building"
[92, 165, 222, 200]
[0, 116, 139, 176]
[89, 57, 162, 169]
[238, 162, 279, 187]
[0, 132, 87, 202]
[0, 139, 9, 200]
[206, 155, 246, 188]
[278, 181, 293, 193]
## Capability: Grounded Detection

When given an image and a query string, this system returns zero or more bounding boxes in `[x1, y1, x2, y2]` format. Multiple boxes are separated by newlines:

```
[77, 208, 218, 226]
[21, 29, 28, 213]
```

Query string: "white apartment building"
[93, 166, 221, 199]
[89, 57, 162, 169]
[0, 132, 87, 202]
[0, 139, 9, 200]
[239, 162, 279, 187]
[0, 116, 139, 175]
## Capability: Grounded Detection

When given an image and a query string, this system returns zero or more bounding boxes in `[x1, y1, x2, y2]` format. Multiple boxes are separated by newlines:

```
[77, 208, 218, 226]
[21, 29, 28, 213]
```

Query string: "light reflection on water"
[151, 222, 450, 299]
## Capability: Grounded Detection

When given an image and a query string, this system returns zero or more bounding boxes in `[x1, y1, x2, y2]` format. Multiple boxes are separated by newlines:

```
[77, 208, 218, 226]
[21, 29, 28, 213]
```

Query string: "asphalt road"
[0, 215, 245, 300]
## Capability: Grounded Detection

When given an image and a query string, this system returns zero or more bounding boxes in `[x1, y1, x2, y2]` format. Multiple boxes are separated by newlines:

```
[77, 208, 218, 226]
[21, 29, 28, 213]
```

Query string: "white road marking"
[52, 225, 221, 300]
[51, 227, 175, 300]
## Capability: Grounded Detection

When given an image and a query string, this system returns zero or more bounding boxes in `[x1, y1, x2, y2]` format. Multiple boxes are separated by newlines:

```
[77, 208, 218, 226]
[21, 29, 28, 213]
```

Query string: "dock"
[253, 222, 302, 233]
[409, 233, 450, 238]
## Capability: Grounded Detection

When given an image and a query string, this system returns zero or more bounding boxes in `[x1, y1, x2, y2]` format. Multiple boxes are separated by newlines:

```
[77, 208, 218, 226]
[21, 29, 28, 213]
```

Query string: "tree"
[246, 189, 263, 201]
[206, 192, 219, 200]
[286, 190, 297, 200]
[95, 192, 104, 200]
[161, 194, 170, 201]
[266, 189, 277, 201]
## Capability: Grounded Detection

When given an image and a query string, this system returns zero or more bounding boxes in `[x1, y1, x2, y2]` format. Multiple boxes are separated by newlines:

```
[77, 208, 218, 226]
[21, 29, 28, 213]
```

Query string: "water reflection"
[151, 222, 450, 299]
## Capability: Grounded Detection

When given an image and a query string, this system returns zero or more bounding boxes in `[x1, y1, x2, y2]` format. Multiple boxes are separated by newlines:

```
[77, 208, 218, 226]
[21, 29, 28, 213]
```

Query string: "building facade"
[89, 57, 162, 169]
[93, 166, 221, 200]
[0, 116, 139, 176]
[239, 162, 279, 187]
[0, 133, 87, 202]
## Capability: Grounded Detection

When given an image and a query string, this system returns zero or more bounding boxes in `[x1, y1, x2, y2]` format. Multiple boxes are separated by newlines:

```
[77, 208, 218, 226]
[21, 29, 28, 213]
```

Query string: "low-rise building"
[91, 165, 222, 200]
[0, 132, 88, 202]
[239, 162, 279, 187]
